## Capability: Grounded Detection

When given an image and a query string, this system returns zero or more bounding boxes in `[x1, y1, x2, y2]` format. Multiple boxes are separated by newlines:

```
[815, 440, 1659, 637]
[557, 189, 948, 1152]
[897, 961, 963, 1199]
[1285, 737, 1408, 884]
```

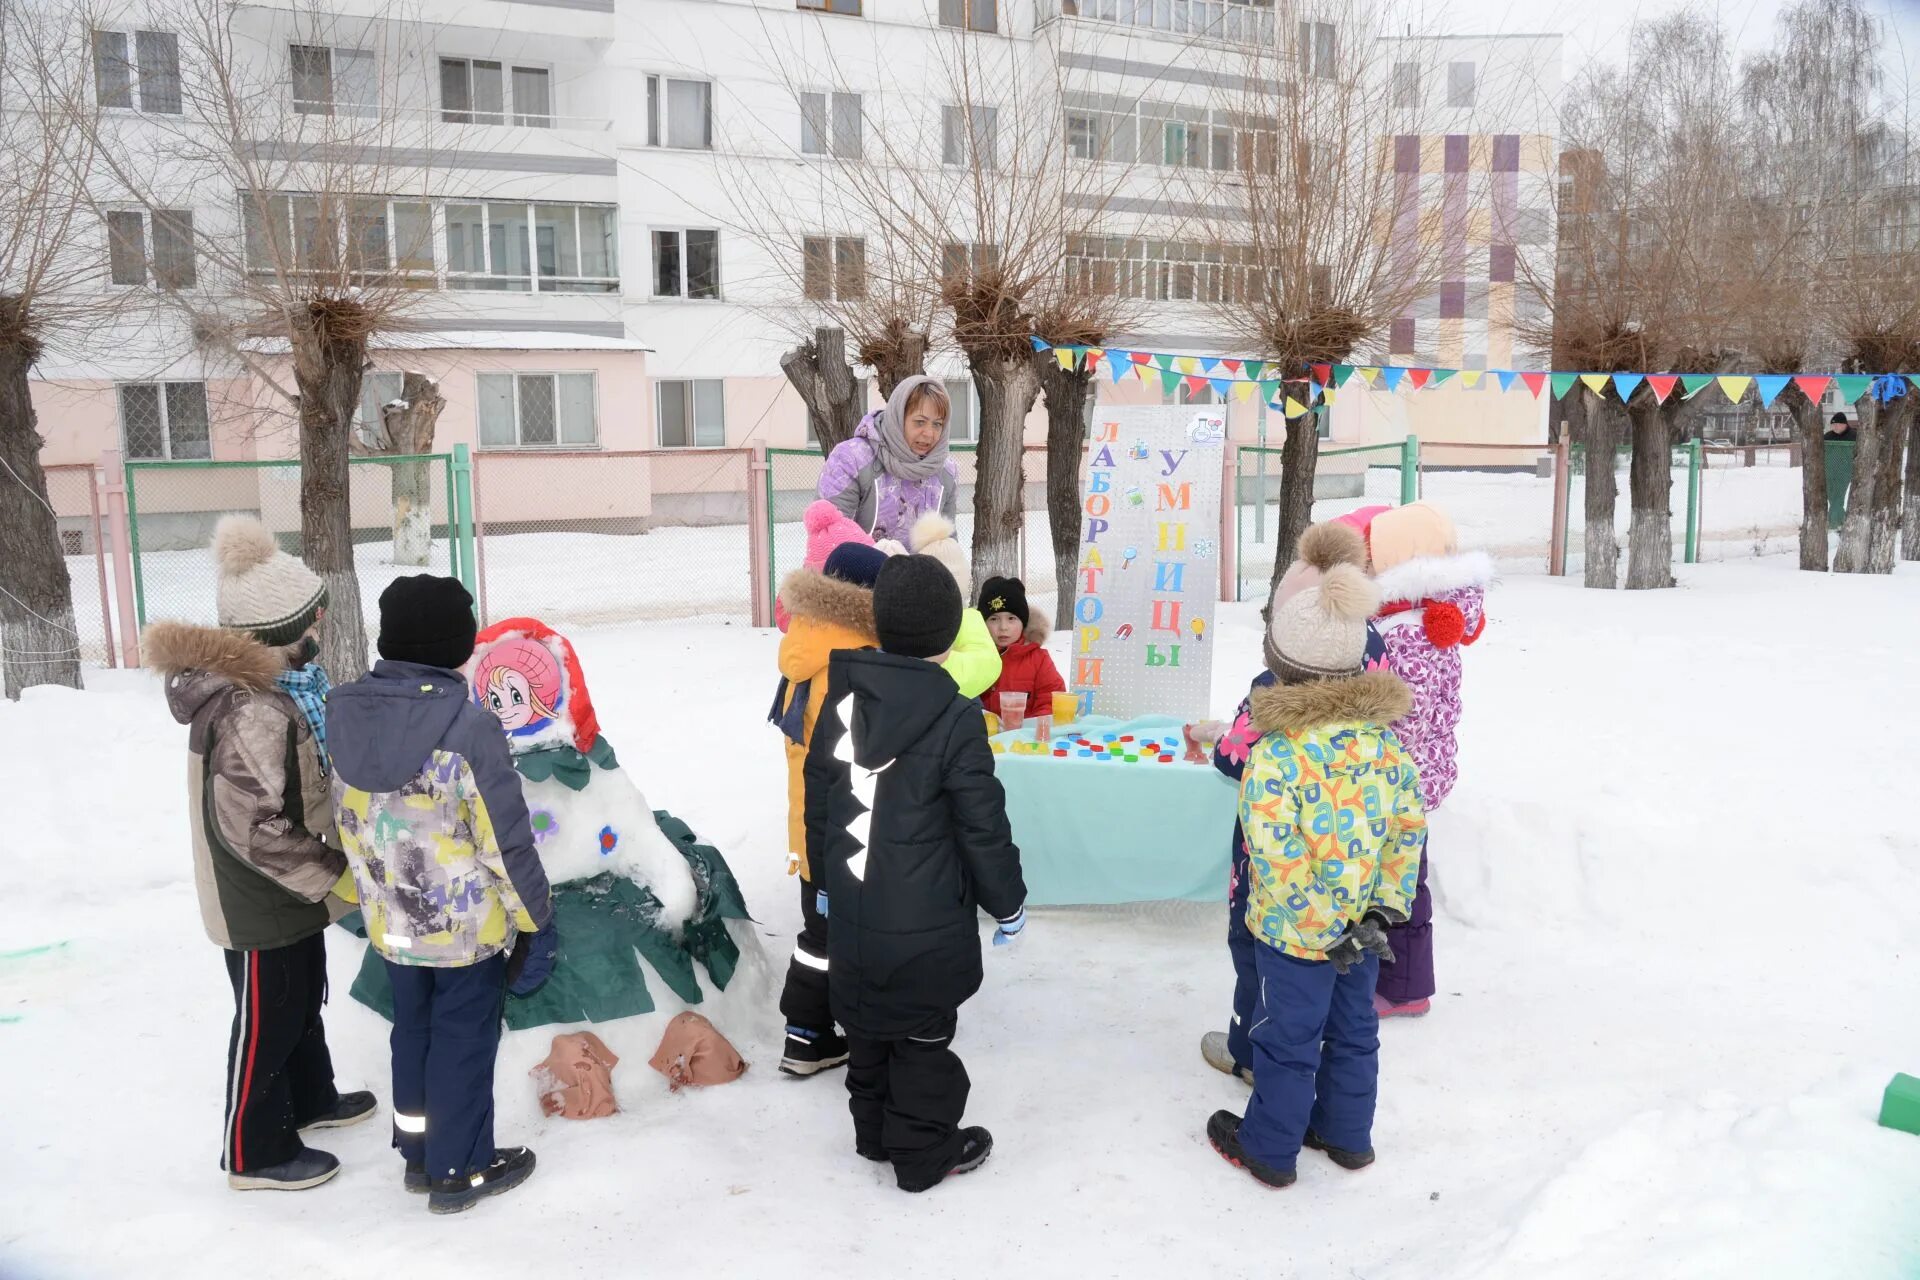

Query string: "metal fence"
[35, 464, 117, 668]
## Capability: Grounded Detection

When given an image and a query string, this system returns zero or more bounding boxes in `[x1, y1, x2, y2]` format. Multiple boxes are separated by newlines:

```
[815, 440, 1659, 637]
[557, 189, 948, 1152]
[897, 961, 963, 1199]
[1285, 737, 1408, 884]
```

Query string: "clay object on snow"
[531, 1031, 621, 1119]
[647, 1012, 747, 1091]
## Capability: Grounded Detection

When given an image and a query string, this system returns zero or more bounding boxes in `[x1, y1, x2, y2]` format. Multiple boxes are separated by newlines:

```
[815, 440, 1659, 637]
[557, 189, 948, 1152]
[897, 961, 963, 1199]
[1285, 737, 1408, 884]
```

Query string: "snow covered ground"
[5, 555, 1919, 1279]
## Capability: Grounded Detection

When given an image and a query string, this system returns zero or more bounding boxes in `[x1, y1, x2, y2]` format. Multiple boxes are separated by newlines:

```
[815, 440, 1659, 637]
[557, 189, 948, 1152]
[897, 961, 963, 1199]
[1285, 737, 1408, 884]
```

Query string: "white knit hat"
[211, 515, 327, 646]
[1264, 562, 1379, 684]
[908, 512, 971, 602]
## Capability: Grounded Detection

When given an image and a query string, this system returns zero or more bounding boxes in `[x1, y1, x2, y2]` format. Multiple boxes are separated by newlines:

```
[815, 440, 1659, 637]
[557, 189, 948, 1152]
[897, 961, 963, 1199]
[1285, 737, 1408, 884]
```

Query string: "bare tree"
[352, 370, 443, 566]
[81, 0, 455, 676]
[0, 4, 109, 696]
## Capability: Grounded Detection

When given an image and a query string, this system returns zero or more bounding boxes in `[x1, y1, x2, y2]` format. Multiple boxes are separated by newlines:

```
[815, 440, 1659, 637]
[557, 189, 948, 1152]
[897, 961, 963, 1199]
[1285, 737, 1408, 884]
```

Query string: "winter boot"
[856, 1142, 889, 1163]
[1374, 993, 1430, 1019]
[1206, 1111, 1295, 1189]
[403, 1160, 430, 1194]
[300, 1090, 377, 1130]
[1304, 1129, 1376, 1171]
[1200, 1031, 1253, 1086]
[226, 1147, 340, 1192]
[427, 1146, 536, 1215]
[779, 1026, 850, 1077]
[899, 1127, 993, 1193]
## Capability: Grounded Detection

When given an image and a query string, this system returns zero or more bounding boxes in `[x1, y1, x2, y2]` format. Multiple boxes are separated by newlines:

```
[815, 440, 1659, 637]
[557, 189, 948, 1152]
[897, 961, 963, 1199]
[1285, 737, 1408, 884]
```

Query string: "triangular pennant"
[1835, 374, 1873, 403]
[1210, 378, 1233, 397]
[1110, 354, 1131, 385]
[1323, 385, 1337, 406]
[1284, 396, 1311, 418]
[1496, 371, 1517, 393]
[1754, 375, 1791, 408]
[1793, 375, 1832, 403]
[1455, 370, 1480, 388]
[1675, 374, 1709, 399]
[1646, 375, 1679, 404]
[1380, 367, 1407, 392]
[1055, 348, 1078, 372]
[1183, 374, 1208, 395]
[1404, 368, 1431, 390]
[1550, 373, 1579, 400]
[1234, 380, 1256, 402]
[1520, 372, 1547, 398]
[1029, 336, 1050, 353]
[1332, 364, 1354, 386]
[1243, 360, 1266, 382]
[1175, 356, 1200, 375]
[1159, 367, 1182, 394]
[1430, 369, 1458, 387]
[1613, 373, 1645, 402]
[1717, 375, 1753, 404]
[1259, 380, 1281, 402]
[1311, 363, 1333, 386]
[1130, 350, 1153, 365]
[1200, 357, 1220, 375]
[1220, 358, 1242, 375]
[1153, 353, 1174, 371]
[1579, 373, 1609, 396]
[1356, 366, 1381, 386]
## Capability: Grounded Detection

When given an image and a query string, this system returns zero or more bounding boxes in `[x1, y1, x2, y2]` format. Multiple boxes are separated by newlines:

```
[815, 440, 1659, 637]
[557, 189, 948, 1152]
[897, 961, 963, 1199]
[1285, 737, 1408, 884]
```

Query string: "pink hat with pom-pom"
[802, 500, 875, 571]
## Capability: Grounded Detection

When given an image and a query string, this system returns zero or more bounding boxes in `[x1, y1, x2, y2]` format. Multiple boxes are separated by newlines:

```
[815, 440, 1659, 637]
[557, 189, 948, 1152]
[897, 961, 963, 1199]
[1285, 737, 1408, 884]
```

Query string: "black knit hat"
[823, 542, 888, 590]
[873, 555, 963, 659]
[1831, 412, 1849, 425]
[977, 576, 1030, 630]
[377, 575, 477, 671]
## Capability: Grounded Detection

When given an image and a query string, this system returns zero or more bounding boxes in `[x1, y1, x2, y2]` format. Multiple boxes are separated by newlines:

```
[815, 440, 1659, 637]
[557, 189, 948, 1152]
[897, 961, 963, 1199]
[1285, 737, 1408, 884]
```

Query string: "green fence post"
[124, 461, 149, 628]
[764, 449, 778, 623]
[1233, 448, 1244, 603]
[1684, 437, 1703, 564]
[1400, 434, 1420, 505]
[451, 445, 476, 597]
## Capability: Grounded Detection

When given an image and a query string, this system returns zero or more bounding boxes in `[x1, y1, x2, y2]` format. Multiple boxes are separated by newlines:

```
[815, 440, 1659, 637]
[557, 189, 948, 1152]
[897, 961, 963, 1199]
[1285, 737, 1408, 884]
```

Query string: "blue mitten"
[507, 921, 561, 996]
[992, 907, 1027, 948]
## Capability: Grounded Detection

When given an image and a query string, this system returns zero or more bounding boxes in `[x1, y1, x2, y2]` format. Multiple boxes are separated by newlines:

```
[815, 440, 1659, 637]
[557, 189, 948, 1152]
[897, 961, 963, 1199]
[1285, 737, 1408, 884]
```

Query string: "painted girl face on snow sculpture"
[470, 636, 564, 738]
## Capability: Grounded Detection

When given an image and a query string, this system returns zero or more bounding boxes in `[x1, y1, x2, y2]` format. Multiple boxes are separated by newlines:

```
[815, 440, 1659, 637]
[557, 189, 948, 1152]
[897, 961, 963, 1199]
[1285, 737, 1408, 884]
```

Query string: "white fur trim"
[1372, 550, 1494, 605]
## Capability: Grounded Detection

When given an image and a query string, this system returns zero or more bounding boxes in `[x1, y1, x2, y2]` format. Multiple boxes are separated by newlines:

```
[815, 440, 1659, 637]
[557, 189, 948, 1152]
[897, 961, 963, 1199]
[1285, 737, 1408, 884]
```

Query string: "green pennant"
[1430, 369, 1457, 386]
[1550, 372, 1579, 400]
[1153, 353, 1174, 371]
[1242, 359, 1266, 382]
[1835, 374, 1873, 404]
[1159, 367, 1182, 394]
[1331, 363, 1353, 386]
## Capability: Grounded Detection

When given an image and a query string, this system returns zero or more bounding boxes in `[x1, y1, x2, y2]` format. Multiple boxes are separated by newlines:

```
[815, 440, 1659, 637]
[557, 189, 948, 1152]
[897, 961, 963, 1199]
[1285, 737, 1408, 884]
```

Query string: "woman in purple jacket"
[818, 374, 958, 544]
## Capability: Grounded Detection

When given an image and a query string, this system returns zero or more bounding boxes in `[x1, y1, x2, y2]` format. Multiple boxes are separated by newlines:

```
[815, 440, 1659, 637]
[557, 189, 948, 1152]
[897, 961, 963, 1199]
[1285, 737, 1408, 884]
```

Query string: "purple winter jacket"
[1370, 552, 1492, 811]
[818, 414, 958, 545]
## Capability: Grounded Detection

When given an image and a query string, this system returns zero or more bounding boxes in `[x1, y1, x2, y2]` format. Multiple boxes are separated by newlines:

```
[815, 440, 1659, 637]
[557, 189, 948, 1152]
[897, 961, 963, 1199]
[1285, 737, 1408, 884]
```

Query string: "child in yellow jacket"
[1207, 562, 1427, 1189]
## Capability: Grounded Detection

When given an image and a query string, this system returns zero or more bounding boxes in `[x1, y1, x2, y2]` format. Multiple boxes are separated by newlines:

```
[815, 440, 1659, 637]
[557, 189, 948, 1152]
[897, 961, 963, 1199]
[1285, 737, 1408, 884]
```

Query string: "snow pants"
[780, 872, 833, 1036]
[385, 952, 506, 1182]
[846, 1013, 969, 1191]
[221, 931, 341, 1173]
[1238, 944, 1380, 1171]
[1226, 826, 1257, 1072]
[1375, 834, 1434, 1005]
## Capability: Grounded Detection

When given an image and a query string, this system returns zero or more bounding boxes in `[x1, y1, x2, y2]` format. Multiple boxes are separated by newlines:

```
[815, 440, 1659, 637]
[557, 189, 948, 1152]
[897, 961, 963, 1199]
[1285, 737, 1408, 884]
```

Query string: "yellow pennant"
[1357, 367, 1381, 386]
[1459, 370, 1484, 389]
[1055, 348, 1077, 371]
[1284, 396, 1311, 418]
[1323, 386, 1337, 406]
[1175, 356, 1199, 375]
[1579, 373, 1609, 395]
[1234, 381, 1257, 402]
[1717, 375, 1752, 404]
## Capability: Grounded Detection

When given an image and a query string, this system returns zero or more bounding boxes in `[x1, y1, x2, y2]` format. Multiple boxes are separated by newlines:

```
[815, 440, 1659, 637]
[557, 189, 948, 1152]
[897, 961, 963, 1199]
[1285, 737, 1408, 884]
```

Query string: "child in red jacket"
[976, 577, 1065, 718]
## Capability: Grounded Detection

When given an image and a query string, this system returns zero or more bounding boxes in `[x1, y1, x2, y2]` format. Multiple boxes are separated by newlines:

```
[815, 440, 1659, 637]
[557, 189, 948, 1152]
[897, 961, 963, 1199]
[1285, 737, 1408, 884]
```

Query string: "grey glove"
[1327, 913, 1397, 974]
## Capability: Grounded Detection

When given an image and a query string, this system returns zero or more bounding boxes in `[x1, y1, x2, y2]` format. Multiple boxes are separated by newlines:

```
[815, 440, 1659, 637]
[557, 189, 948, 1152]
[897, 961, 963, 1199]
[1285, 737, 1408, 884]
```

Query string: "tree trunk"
[1265, 408, 1320, 604]
[1904, 403, 1920, 561]
[290, 315, 370, 680]
[1034, 353, 1093, 630]
[1582, 390, 1621, 589]
[1835, 392, 1910, 574]
[1834, 396, 1878, 573]
[1625, 392, 1675, 589]
[968, 352, 1040, 589]
[780, 326, 863, 455]
[0, 339, 83, 698]
[1786, 388, 1828, 571]
[377, 372, 444, 568]
[863, 321, 929, 402]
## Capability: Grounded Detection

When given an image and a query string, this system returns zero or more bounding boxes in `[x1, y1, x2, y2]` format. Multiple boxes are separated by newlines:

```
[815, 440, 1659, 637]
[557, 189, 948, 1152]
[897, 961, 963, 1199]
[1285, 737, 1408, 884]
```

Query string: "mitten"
[508, 921, 561, 996]
[993, 907, 1027, 948]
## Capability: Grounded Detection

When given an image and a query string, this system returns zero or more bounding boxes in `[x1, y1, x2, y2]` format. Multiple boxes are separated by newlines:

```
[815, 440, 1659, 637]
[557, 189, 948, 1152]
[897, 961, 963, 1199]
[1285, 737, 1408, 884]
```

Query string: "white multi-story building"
[32, 1, 1561, 509]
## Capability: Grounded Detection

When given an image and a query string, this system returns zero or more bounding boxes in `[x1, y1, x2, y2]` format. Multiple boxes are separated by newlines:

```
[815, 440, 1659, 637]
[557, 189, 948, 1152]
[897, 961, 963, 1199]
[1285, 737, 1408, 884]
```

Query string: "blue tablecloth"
[989, 714, 1237, 906]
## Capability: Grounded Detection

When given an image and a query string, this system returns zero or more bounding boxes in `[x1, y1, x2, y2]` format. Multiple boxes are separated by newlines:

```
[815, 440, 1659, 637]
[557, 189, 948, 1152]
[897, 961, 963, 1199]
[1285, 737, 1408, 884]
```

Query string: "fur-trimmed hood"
[1018, 612, 1052, 648]
[1373, 550, 1494, 608]
[145, 620, 289, 726]
[1249, 669, 1411, 736]
[779, 567, 877, 639]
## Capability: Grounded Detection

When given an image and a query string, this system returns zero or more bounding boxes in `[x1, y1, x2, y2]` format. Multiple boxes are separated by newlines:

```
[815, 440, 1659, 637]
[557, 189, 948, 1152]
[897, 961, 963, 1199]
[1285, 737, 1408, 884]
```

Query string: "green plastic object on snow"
[1825, 440, 1855, 529]
[1877, 1072, 1920, 1136]
[347, 809, 751, 1031]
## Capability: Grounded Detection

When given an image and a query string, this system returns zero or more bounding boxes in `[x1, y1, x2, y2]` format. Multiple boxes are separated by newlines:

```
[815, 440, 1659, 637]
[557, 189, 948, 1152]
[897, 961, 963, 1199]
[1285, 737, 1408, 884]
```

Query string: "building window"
[92, 29, 181, 114]
[1448, 61, 1476, 108]
[119, 382, 211, 460]
[477, 372, 597, 449]
[939, 0, 997, 33]
[646, 75, 712, 149]
[243, 193, 435, 280]
[943, 379, 978, 443]
[1392, 62, 1421, 109]
[942, 103, 998, 168]
[1064, 234, 1265, 305]
[940, 241, 999, 284]
[1299, 20, 1335, 78]
[444, 201, 617, 292]
[1066, 95, 1269, 173]
[798, 0, 861, 12]
[652, 228, 720, 299]
[656, 379, 725, 448]
[106, 209, 196, 288]
[440, 58, 552, 127]
[290, 45, 377, 116]
[800, 91, 862, 158]
[803, 236, 866, 301]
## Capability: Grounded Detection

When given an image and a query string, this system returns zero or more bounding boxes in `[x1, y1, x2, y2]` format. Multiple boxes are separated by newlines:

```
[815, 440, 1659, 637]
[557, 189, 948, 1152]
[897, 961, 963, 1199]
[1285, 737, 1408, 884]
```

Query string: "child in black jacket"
[804, 554, 1027, 1193]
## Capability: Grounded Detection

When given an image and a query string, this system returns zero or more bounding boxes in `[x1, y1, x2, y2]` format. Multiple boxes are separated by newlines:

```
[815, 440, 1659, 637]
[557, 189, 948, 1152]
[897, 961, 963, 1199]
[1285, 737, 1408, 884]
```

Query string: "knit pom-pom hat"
[909, 512, 971, 602]
[1270, 521, 1369, 615]
[211, 515, 327, 646]
[802, 499, 874, 571]
[1264, 563, 1381, 684]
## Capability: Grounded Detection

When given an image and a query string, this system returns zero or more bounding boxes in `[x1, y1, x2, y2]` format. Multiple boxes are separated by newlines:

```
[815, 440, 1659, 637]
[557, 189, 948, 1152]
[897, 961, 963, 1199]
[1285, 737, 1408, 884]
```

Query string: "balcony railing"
[1037, 0, 1280, 45]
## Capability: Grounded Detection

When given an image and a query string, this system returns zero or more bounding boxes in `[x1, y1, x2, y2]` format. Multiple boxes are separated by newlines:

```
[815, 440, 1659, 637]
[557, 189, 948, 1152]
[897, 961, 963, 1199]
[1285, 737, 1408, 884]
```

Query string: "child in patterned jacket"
[1206, 559, 1426, 1189]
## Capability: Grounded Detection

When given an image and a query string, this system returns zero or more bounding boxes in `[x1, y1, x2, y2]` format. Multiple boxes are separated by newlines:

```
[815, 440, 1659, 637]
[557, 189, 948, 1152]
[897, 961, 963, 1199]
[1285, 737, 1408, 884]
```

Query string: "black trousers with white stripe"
[846, 1013, 970, 1190]
[221, 931, 339, 1173]
[779, 872, 834, 1035]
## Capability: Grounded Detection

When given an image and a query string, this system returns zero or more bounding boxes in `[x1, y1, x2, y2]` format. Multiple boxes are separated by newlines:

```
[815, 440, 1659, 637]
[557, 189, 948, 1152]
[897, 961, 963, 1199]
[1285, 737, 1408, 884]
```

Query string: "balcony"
[1036, 0, 1280, 45]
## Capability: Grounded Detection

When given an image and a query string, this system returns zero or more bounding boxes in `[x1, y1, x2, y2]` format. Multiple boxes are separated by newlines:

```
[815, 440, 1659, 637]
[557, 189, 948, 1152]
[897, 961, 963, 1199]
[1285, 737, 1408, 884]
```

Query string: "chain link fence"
[34, 464, 117, 668]
[125, 455, 457, 639]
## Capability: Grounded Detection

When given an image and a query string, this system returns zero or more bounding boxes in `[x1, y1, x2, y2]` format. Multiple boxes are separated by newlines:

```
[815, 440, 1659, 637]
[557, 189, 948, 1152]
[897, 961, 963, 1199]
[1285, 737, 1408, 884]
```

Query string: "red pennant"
[1131, 351, 1153, 364]
[1183, 375, 1208, 395]
[1519, 372, 1547, 398]
[1407, 368, 1432, 390]
[1220, 358, 1242, 375]
[1793, 375, 1832, 403]
[1647, 374, 1679, 404]
[1311, 363, 1332, 386]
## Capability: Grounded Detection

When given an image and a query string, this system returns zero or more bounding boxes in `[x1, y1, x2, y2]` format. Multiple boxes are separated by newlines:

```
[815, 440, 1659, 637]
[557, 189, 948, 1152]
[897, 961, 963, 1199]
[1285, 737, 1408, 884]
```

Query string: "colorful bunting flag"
[1028, 336, 1049, 353]
[1054, 348, 1078, 372]
[1182, 374, 1208, 396]
[1153, 353, 1174, 371]
[1284, 396, 1312, 418]
[1311, 363, 1332, 386]
[1159, 368, 1182, 394]
[1792, 375, 1831, 403]
[1131, 350, 1153, 365]
[1243, 360, 1267, 382]
[1717, 376, 1753, 404]
[1175, 356, 1200, 376]
[1210, 378, 1233, 398]
[1835, 374, 1872, 403]
[1430, 369, 1457, 387]
[1754, 375, 1790, 408]
[1613, 373, 1645, 402]
[1234, 381, 1256, 402]
[1550, 373, 1579, 400]
[1406, 368, 1431, 390]
[1200, 358, 1220, 376]
[1332, 364, 1355, 386]
[1647, 375, 1679, 404]
[1258, 379, 1280, 401]
[1356, 366, 1381, 386]
[1496, 371, 1518, 393]
[1520, 372, 1546, 398]
[1323, 386, 1338, 406]
[1458, 370, 1483, 389]
[1381, 367, 1407, 392]
[1221, 359, 1242, 375]
[1579, 373, 1609, 396]
[1110, 355, 1131, 385]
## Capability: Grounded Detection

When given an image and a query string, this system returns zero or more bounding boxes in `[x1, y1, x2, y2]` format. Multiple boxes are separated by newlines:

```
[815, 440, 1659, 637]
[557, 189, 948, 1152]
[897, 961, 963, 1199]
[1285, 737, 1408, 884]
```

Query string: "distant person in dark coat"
[1826, 412, 1858, 444]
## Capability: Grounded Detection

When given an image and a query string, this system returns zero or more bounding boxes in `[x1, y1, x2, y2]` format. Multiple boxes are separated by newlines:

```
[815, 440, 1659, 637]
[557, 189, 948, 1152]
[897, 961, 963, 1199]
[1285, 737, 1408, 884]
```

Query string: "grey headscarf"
[872, 374, 952, 483]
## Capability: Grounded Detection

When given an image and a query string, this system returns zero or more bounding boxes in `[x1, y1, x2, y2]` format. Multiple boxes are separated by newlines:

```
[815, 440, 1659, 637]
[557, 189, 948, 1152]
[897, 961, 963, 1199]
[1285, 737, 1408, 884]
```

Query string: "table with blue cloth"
[988, 714, 1238, 906]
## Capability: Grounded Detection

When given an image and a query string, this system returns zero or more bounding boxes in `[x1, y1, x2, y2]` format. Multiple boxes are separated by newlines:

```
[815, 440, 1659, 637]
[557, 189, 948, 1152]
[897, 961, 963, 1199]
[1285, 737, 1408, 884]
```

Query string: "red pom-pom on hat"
[1423, 600, 1466, 648]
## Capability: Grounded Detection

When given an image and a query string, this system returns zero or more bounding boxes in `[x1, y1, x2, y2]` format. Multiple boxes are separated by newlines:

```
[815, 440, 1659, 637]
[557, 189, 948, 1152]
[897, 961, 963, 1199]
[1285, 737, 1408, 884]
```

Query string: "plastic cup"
[1032, 714, 1052, 743]
[1001, 692, 1027, 733]
[1051, 692, 1079, 724]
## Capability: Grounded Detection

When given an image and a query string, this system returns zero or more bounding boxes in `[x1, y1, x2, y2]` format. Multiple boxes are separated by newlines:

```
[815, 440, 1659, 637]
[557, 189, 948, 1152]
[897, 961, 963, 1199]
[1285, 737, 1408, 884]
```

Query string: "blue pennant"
[1028, 335, 1050, 353]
